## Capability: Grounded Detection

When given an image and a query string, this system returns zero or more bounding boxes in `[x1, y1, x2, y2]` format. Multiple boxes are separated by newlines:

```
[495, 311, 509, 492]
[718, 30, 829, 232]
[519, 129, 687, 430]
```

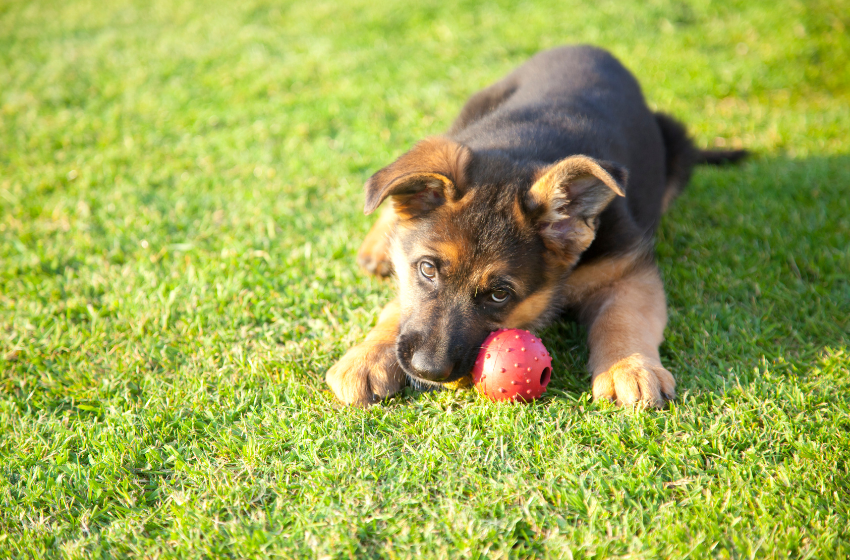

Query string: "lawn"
[1, 0, 848, 557]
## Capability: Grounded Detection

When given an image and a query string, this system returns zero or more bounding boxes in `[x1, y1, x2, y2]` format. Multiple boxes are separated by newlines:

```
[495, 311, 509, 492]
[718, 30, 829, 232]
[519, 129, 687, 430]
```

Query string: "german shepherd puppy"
[326, 45, 745, 407]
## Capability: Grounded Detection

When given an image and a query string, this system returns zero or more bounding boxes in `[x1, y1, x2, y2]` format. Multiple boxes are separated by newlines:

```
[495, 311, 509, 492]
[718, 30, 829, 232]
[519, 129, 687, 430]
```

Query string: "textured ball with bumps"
[471, 329, 553, 402]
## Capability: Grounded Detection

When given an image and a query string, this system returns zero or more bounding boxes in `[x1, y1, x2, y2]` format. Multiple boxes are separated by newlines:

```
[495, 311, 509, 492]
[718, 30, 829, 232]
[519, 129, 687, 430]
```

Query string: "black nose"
[410, 351, 453, 381]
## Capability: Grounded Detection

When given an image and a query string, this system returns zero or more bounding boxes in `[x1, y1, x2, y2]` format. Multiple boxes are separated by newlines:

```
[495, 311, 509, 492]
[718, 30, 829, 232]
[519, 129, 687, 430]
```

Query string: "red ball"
[471, 329, 553, 402]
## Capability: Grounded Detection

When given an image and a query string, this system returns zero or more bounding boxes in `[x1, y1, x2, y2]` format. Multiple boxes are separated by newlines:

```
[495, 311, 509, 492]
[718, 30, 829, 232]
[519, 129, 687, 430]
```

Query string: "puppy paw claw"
[592, 354, 676, 409]
[326, 341, 405, 406]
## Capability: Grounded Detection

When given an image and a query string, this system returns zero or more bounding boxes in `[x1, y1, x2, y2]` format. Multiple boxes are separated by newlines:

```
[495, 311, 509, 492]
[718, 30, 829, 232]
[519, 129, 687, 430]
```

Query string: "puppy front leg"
[357, 205, 396, 277]
[581, 265, 676, 408]
[326, 299, 406, 406]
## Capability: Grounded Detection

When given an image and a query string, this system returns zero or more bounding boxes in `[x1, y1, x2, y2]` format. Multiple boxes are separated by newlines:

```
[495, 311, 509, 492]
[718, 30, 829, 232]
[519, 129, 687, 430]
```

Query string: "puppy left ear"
[363, 137, 472, 218]
[526, 155, 627, 253]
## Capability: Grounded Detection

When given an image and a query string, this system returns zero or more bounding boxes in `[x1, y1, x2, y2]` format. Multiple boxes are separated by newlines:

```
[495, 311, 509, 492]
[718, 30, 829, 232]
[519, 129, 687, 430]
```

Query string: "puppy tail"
[695, 148, 749, 165]
[655, 112, 748, 213]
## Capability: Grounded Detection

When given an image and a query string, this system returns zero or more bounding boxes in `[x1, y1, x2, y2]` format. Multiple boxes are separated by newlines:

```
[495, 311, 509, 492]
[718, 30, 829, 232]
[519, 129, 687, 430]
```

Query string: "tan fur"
[473, 262, 515, 293]
[357, 205, 397, 277]
[562, 250, 643, 304]
[512, 196, 529, 229]
[430, 239, 463, 267]
[504, 287, 556, 328]
[390, 237, 420, 317]
[579, 264, 676, 408]
[325, 299, 405, 406]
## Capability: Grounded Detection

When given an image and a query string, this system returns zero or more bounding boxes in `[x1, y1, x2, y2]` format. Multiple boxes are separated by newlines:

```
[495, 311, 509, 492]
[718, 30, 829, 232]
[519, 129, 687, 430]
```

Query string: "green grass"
[1, 0, 849, 557]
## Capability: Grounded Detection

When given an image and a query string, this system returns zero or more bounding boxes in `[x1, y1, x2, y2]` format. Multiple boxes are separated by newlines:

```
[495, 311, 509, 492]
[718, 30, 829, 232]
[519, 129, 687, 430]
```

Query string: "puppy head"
[365, 137, 625, 386]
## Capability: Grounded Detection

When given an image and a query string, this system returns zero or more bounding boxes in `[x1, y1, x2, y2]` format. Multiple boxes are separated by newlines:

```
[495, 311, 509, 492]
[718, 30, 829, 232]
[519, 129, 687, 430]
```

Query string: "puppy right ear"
[364, 137, 472, 218]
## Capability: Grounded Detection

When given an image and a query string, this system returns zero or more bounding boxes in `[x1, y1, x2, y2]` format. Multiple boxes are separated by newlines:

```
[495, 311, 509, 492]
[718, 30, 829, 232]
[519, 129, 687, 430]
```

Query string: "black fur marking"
[655, 112, 698, 201]
[696, 149, 749, 165]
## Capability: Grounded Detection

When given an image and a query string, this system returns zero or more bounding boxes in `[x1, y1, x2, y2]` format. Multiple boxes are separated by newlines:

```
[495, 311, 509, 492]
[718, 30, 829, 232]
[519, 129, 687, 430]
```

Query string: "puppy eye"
[419, 260, 436, 279]
[490, 290, 510, 303]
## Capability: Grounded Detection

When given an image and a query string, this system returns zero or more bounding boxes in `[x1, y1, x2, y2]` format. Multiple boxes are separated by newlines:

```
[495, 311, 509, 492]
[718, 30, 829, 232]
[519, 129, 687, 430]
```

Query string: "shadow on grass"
[657, 153, 849, 396]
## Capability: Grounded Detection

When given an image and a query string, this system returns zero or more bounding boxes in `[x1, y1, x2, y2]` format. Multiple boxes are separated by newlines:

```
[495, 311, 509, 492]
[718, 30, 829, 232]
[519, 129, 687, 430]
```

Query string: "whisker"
[406, 374, 446, 392]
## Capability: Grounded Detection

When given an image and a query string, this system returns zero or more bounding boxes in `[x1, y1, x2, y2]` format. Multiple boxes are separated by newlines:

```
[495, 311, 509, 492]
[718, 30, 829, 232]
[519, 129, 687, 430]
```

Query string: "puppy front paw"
[357, 228, 394, 277]
[592, 354, 676, 408]
[326, 341, 406, 406]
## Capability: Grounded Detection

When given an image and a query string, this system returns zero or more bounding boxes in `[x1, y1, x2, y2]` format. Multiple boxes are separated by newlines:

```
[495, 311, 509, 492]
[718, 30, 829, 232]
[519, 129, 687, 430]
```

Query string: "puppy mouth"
[401, 364, 456, 388]
[400, 353, 477, 391]
[404, 373, 447, 392]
